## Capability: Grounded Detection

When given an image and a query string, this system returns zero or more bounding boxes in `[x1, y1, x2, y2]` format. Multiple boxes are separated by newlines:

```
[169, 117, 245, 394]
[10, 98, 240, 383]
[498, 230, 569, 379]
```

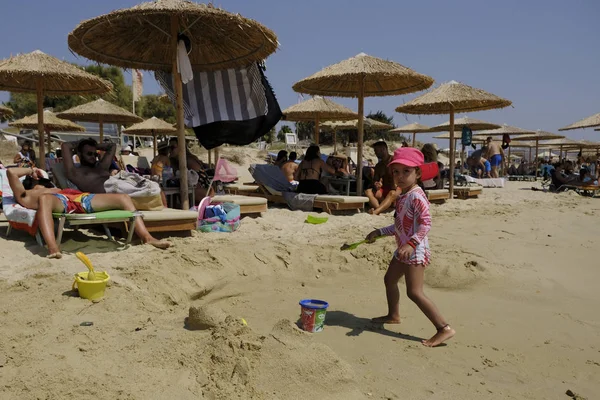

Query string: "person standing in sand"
[7, 166, 170, 259]
[365, 147, 455, 347]
[485, 136, 504, 178]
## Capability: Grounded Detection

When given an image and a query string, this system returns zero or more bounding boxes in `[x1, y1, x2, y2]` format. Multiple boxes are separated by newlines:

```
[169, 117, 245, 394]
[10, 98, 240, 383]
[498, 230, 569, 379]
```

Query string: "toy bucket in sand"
[72, 272, 110, 301]
[299, 299, 329, 332]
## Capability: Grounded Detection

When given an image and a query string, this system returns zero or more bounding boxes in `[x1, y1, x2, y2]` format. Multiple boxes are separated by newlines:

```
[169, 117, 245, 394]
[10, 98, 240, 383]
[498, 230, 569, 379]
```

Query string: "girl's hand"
[365, 229, 380, 243]
[397, 244, 414, 260]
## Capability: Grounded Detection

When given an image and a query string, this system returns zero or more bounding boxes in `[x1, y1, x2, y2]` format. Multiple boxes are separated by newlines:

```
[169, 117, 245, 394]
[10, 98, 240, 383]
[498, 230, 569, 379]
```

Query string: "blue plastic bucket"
[299, 299, 329, 332]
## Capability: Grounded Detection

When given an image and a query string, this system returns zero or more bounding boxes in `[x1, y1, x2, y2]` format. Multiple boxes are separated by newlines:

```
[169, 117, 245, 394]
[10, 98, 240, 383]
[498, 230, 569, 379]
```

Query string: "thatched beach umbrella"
[282, 96, 357, 146]
[10, 110, 86, 158]
[0, 104, 13, 118]
[512, 130, 565, 176]
[293, 52, 433, 194]
[559, 112, 600, 131]
[388, 123, 431, 147]
[123, 116, 176, 157]
[475, 124, 536, 137]
[536, 138, 579, 160]
[431, 116, 501, 132]
[395, 80, 511, 197]
[68, 0, 278, 209]
[57, 98, 142, 142]
[0, 50, 112, 169]
[322, 117, 393, 154]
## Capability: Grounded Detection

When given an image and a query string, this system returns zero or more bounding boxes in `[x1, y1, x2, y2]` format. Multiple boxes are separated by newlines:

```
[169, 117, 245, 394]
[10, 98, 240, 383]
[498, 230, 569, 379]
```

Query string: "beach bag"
[196, 197, 241, 233]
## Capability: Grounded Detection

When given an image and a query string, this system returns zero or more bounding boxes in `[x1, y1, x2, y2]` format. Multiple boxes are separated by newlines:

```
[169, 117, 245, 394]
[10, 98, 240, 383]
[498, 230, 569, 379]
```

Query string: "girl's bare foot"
[145, 238, 171, 249]
[422, 325, 455, 347]
[47, 252, 62, 259]
[371, 315, 401, 324]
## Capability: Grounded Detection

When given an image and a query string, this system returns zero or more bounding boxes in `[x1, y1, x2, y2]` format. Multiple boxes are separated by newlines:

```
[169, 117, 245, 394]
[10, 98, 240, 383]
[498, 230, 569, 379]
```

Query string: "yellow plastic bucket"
[72, 271, 110, 301]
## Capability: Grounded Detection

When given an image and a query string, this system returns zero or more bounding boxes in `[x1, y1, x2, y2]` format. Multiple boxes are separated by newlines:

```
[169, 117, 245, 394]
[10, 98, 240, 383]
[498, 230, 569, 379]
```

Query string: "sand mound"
[194, 316, 364, 399]
[425, 257, 489, 289]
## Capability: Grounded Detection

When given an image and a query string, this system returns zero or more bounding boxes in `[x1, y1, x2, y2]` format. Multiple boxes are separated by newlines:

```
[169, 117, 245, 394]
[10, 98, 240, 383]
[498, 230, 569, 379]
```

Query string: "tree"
[295, 121, 315, 141]
[3, 64, 133, 120]
[262, 126, 276, 143]
[277, 125, 292, 142]
[138, 94, 176, 123]
[365, 110, 395, 141]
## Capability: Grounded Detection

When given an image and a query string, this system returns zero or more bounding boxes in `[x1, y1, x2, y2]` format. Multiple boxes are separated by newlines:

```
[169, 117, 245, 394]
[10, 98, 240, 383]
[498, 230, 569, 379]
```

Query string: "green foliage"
[138, 94, 176, 123]
[277, 124, 292, 141]
[295, 121, 315, 141]
[262, 126, 276, 143]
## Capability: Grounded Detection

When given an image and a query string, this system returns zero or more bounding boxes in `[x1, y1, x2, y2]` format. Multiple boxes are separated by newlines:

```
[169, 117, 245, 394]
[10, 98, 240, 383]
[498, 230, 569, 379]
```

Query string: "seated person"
[549, 163, 577, 190]
[121, 145, 133, 156]
[325, 153, 350, 175]
[294, 145, 340, 194]
[151, 144, 171, 178]
[169, 137, 212, 199]
[7, 166, 170, 259]
[273, 150, 288, 167]
[365, 141, 396, 211]
[508, 162, 518, 176]
[580, 167, 598, 185]
[14, 140, 37, 168]
[280, 151, 299, 184]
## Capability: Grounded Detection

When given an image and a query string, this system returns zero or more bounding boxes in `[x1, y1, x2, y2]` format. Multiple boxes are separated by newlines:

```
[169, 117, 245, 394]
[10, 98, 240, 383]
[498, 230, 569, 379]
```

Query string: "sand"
[0, 146, 599, 399]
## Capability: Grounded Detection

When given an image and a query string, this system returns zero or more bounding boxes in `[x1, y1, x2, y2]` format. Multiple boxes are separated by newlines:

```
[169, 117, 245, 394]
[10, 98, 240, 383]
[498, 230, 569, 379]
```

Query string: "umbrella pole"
[529, 147, 532, 163]
[535, 140, 539, 178]
[448, 108, 455, 199]
[314, 116, 320, 145]
[46, 128, 52, 159]
[171, 16, 189, 209]
[333, 130, 337, 153]
[153, 130, 157, 158]
[356, 75, 365, 196]
[412, 132, 416, 147]
[99, 117, 104, 143]
[36, 79, 46, 170]
[559, 145, 563, 160]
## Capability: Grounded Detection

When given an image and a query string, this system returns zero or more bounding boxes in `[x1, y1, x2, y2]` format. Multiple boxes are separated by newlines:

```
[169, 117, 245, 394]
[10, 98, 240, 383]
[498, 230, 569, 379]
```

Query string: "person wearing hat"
[365, 141, 396, 210]
[151, 143, 171, 178]
[14, 140, 37, 168]
[364, 147, 455, 347]
[121, 145, 133, 156]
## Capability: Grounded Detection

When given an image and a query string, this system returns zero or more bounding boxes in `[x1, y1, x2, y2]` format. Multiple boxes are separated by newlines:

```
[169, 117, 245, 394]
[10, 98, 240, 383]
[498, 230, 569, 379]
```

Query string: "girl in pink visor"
[365, 147, 455, 347]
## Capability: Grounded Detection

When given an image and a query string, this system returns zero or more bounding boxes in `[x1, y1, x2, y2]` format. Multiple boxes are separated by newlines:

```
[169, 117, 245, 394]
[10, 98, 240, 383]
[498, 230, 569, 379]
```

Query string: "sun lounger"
[453, 186, 483, 199]
[508, 175, 536, 182]
[1, 169, 43, 244]
[137, 208, 198, 233]
[52, 210, 139, 248]
[463, 176, 505, 188]
[560, 184, 600, 198]
[425, 189, 450, 203]
[211, 194, 267, 215]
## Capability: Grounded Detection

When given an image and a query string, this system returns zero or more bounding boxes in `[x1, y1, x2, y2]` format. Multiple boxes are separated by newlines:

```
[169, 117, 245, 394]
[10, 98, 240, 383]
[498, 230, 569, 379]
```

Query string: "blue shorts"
[490, 154, 502, 167]
[484, 160, 491, 172]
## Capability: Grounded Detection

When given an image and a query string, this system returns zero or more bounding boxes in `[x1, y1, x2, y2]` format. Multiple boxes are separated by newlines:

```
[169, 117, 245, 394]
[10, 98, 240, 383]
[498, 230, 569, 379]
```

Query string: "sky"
[1, 0, 599, 147]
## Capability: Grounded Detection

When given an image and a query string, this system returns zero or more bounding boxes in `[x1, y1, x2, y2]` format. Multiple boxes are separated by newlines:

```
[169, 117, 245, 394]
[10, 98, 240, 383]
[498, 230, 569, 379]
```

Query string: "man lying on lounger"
[7, 167, 170, 259]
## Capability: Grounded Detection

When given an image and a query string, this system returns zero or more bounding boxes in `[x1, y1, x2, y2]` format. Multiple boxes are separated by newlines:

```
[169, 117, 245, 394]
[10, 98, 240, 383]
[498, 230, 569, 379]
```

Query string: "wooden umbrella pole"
[36, 79, 46, 171]
[99, 116, 104, 143]
[215, 147, 219, 162]
[153, 130, 157, 158]
[46, 128, 52, 158]
[315, 116, 320, 145]
[529, 147, 532, 163]
[412, 132, 416, 147]
[171, 15, 189, 209]
[535, 139, 539, 177]
[559, 145, 563, 160]
[356, 75, 365, 196]
[208, 149, 212, 167]
[333, 130, 337, 153]
[448, 108, 455, 199]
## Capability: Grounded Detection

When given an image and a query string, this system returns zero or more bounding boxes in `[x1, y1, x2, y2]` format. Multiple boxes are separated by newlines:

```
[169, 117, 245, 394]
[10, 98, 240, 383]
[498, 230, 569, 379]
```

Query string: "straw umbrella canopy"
[536, 138, 579, 160]
[123, 116, 176, 157]
[292, 52, 434, 194]
[282, 96, 357, 146]
[69, 0, 279, 209]
[0, 50, 112, 169]
[388, 123, 431, 147]
[512, 130, 565, 175]
[474, 124, 536, 137]
[10, 110, 86, 157]
[321, 117, 393, 131]
[395, 80, 512, 197]
[0, 104, 13, 118]
[430, 116, 501, 132]
[558, 112, 600, 131]
[57, 98, 142, 142]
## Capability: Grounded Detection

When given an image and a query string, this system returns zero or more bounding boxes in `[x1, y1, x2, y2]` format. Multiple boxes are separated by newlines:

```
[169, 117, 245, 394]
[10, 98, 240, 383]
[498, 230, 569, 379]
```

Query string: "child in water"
[365, 148, 455, 347]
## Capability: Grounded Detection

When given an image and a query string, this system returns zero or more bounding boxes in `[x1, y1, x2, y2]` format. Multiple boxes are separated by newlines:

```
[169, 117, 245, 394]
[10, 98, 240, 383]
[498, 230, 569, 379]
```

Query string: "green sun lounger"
[52, 210, 141, 249]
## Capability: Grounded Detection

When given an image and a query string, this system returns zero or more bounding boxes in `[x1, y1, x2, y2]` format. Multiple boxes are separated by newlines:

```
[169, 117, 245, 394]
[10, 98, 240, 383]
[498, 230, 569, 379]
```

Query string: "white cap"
[123, 145, 132, 151]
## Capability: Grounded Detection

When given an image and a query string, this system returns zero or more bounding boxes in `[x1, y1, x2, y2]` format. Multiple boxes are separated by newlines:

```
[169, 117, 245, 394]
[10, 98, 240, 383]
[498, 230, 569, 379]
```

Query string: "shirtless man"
[281, 151, 298, 183]
[62, 138, 115, 193]
[7, 167, 170, 259]
[365, 141, 395, 211]
[485, 137, 505, 178]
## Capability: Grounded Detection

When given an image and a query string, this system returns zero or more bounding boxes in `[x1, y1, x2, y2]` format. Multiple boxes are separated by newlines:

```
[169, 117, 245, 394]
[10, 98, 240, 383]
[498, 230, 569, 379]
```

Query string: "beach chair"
[560, 184, 600, 198]
[243, 164, 369, 214]
[424, 189, 450, 204]
[1, 169, 44, 245]
[453, 186, 483, 199]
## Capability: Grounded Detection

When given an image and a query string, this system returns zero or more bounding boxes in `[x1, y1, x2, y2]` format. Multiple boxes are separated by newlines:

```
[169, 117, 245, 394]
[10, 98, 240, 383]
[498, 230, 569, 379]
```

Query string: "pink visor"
[388, 147, 424, 168]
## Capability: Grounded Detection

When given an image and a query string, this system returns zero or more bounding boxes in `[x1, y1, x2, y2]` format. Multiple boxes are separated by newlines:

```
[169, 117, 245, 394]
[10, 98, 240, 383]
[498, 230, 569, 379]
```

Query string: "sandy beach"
[0, 147, 599, 400]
